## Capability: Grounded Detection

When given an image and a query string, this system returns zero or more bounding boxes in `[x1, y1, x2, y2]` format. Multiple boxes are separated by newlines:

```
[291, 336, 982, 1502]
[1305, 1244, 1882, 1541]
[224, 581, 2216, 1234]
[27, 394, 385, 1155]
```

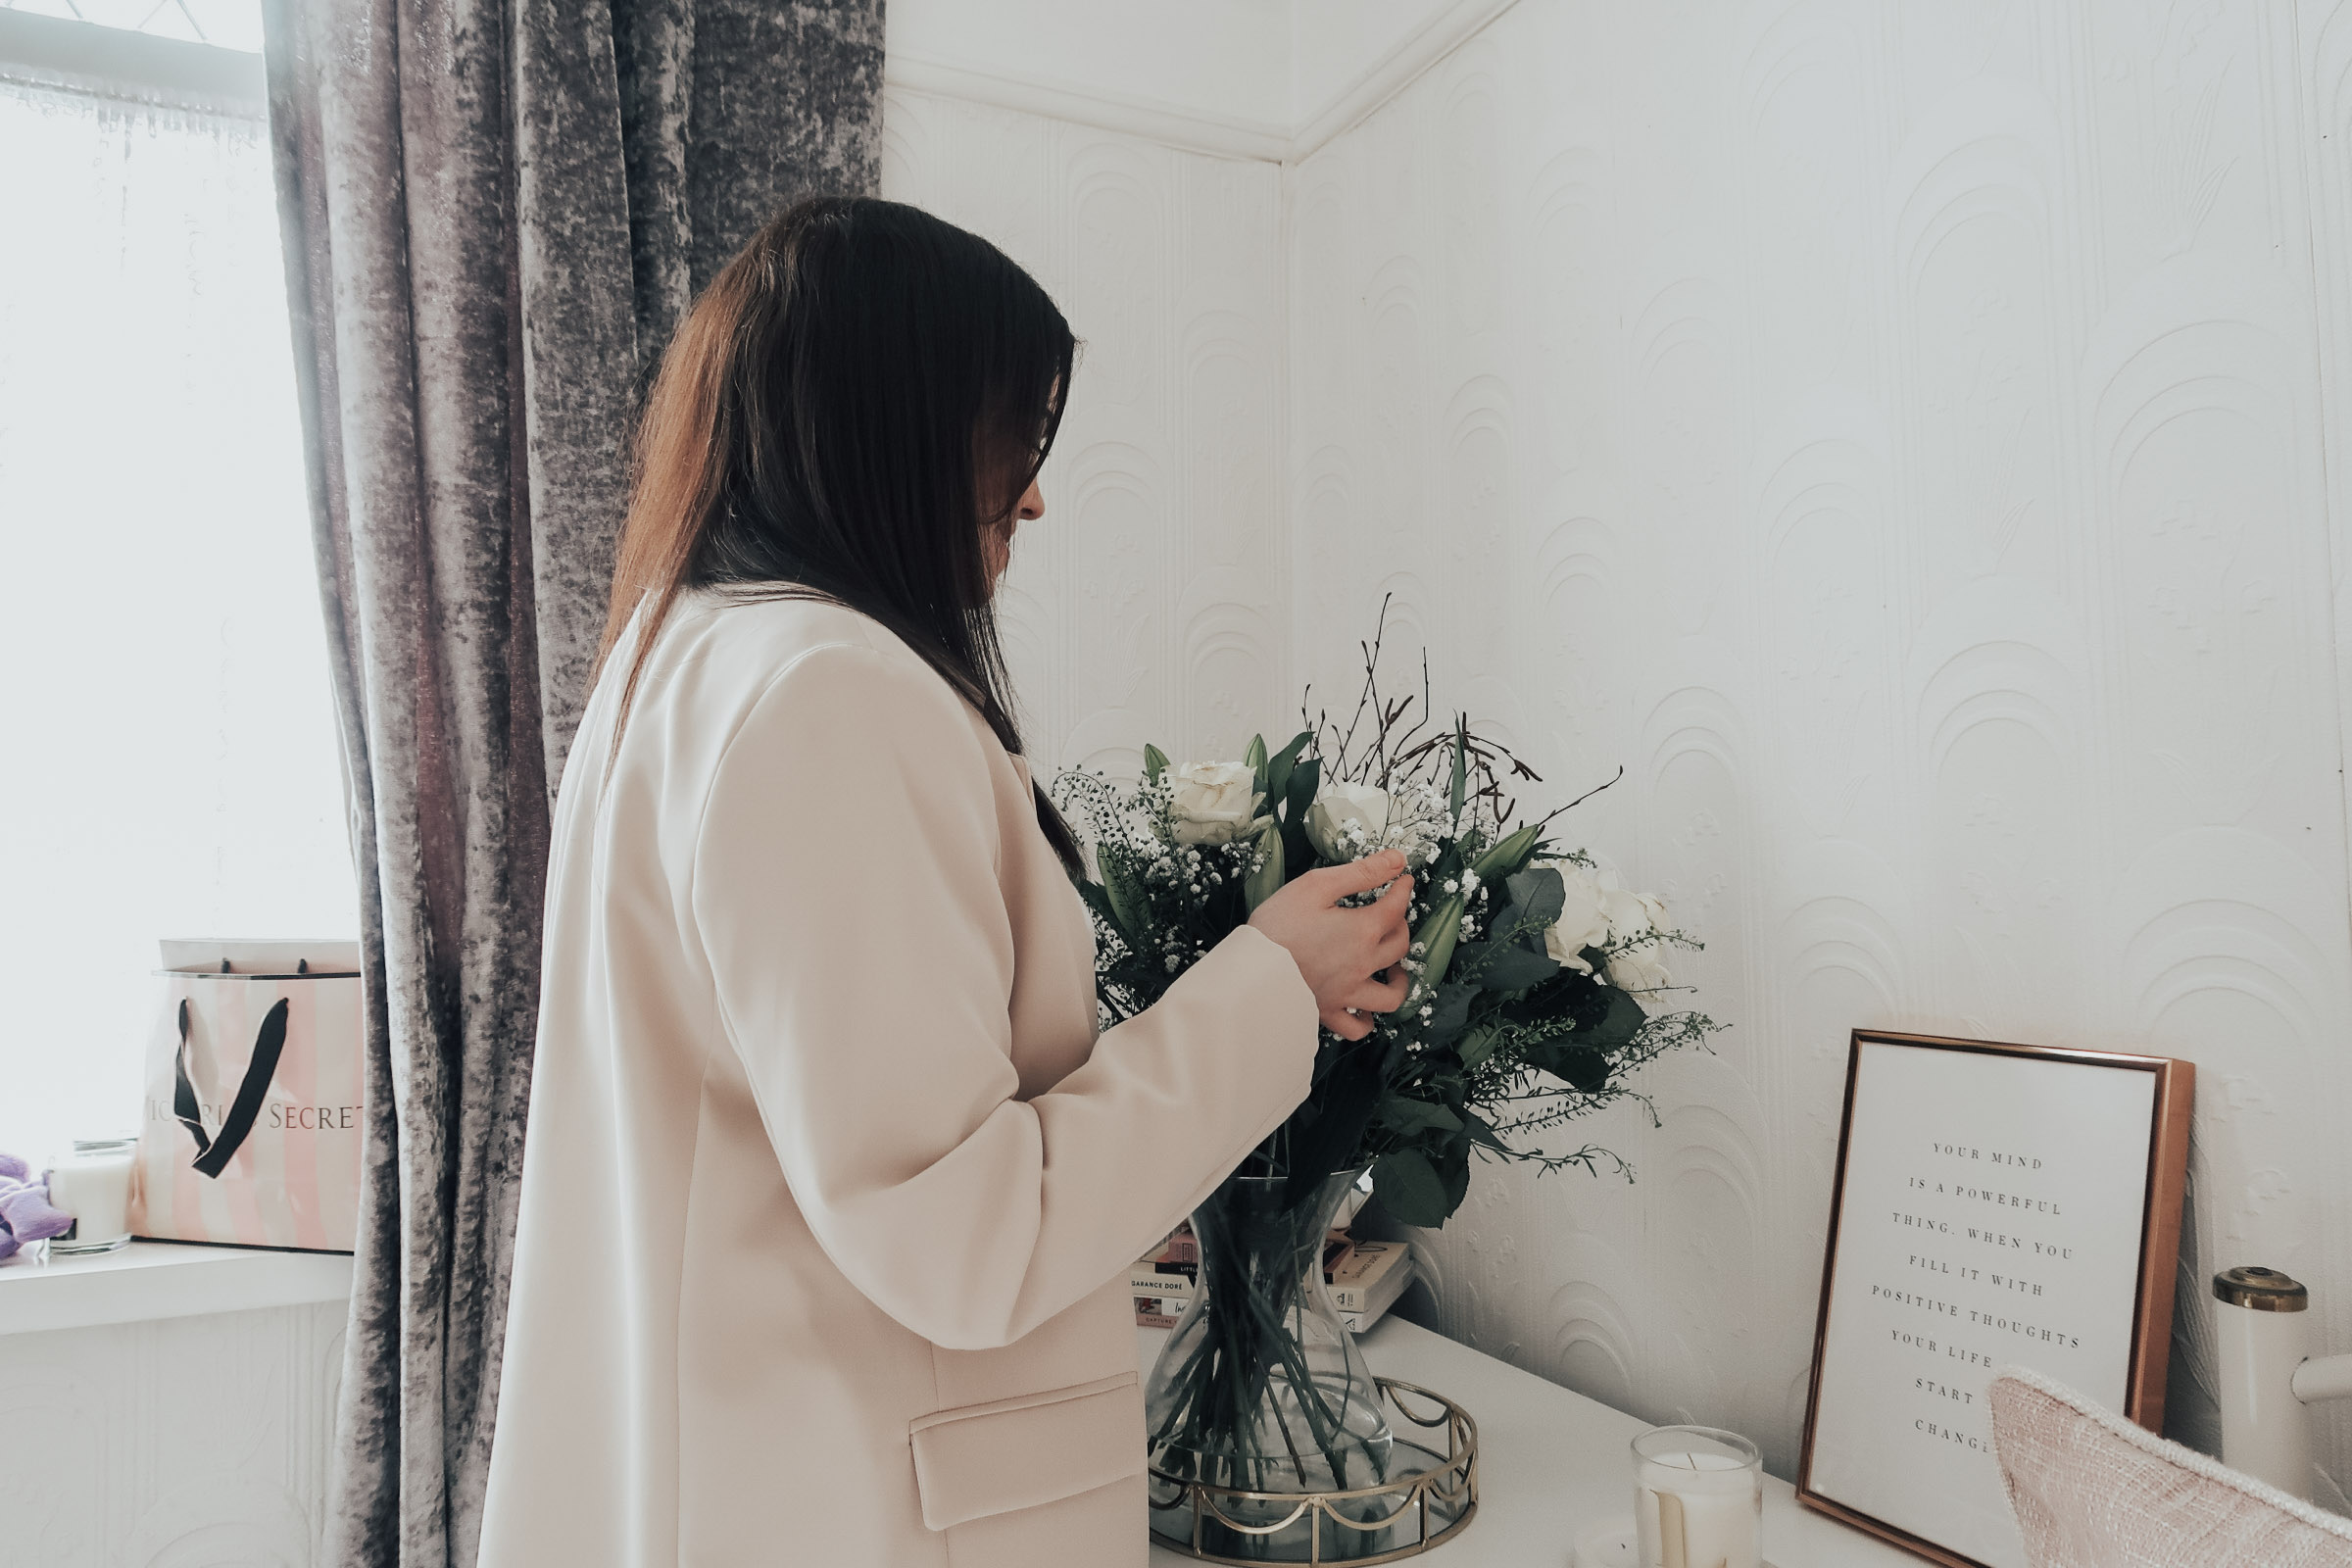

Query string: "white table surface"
[8, 1246, 1920, 1562]
[1138, 1317, 1921, 1568]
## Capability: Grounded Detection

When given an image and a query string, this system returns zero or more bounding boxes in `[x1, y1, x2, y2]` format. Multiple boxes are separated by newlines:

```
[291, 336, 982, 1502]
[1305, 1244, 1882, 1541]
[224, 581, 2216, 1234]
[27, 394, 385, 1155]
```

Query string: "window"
[0, 1, 355, 1160]
[3, 0, 261, 50]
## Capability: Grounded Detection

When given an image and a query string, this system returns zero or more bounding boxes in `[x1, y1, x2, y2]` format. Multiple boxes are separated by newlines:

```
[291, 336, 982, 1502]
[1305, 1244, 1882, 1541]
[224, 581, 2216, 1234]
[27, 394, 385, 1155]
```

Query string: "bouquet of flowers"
[1054, 619, 1713, 1231]
[1054, 610, 1718, 1549]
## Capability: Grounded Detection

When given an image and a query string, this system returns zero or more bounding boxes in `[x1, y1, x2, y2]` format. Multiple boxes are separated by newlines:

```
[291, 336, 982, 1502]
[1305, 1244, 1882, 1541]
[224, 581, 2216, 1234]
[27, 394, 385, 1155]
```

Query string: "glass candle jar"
[1632, 1424, 1762, 1568]
[47, 1138, 137, 1254]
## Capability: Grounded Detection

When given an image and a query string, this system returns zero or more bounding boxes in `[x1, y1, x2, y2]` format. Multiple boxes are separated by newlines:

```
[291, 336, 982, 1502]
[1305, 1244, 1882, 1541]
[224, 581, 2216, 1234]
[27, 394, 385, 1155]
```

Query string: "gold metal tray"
[1146, 1378, 1478, 1565]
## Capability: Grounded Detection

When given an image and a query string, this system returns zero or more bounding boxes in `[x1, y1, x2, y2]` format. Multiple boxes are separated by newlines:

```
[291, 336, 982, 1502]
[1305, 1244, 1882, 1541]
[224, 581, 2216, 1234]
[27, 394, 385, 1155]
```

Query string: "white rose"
[1604, 946, 1673, 993]
[1166, 761, 1261, 845]
[1592, 867, 1667, 943]
[1305, 781, 1393, 862]
[1542, 862, 1614, 974]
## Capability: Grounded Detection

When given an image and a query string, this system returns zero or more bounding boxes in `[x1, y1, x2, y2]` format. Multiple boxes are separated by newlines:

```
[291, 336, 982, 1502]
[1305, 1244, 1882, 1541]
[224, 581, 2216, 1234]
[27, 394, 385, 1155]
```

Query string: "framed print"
[1796, 1030, 2193, 1568]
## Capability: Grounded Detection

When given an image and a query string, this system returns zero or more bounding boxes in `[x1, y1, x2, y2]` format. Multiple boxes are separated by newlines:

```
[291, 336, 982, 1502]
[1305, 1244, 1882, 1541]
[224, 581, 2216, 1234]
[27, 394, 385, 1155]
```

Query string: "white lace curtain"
[0, 68, 356, 1159]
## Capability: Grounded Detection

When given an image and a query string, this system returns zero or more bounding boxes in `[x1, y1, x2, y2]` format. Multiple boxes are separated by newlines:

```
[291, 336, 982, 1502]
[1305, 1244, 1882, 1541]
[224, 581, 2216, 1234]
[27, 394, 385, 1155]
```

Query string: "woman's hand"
[1247, 850, 1416, 1041]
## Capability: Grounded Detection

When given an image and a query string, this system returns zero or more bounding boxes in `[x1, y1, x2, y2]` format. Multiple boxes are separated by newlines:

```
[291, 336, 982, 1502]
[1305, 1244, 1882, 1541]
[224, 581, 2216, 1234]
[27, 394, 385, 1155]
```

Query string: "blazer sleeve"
[689, 639, 1319, 1350]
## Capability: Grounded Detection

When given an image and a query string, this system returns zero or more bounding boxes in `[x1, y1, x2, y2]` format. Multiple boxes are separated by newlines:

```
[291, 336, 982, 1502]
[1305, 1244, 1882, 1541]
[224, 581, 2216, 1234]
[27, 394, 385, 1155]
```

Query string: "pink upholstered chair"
[1988, 1365, 2352, 1567]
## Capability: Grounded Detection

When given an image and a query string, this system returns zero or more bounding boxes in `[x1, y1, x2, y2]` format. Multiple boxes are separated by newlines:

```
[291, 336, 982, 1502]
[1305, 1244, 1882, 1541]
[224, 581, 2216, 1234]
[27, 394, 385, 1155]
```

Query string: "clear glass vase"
[1144, 1167, 1395, 1557]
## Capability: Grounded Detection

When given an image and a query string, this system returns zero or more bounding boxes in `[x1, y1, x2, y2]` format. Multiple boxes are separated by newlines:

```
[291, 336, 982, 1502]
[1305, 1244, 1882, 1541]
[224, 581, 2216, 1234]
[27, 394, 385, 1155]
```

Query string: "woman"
[477, 196, 1416, 1567]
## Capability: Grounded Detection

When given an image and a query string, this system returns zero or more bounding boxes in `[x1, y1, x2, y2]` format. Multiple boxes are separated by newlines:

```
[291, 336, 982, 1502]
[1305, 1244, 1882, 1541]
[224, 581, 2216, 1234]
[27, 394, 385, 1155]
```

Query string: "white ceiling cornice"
[884, 51, 1294, 163]
[882, 0, 1521, 167]
[1286, 0, 1517, 161]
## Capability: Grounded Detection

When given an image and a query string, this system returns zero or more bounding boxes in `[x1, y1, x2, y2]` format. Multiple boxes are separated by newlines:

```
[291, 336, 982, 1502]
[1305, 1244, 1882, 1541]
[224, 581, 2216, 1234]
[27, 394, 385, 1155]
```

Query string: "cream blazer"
[476, 589, 1318, 1567]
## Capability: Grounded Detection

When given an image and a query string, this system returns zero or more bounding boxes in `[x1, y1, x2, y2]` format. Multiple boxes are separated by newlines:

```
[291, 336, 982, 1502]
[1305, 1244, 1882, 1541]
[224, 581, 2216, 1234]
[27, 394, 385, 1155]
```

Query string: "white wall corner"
[882, 51, 1293, 164]
[883, 0, 1521, 168]
[1285, 0, 1520, 161]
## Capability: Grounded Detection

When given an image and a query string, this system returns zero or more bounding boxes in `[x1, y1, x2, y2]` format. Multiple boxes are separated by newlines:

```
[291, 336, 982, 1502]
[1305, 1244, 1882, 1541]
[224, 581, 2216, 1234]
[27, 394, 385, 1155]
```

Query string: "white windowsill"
[0, 1239, 354, 1337]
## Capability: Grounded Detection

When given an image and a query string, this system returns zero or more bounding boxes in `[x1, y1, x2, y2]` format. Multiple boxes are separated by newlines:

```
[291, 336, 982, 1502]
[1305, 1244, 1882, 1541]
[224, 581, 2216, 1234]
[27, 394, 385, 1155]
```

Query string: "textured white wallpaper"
[881, 87, 1292, 775]
[1289, 0, 2352, 1489]
[886, 4, 2352, 1490]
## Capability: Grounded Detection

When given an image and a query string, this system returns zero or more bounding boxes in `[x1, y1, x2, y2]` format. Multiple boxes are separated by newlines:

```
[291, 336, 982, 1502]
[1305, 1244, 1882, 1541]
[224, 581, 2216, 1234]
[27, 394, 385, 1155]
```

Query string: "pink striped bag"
[127, 940, 366, 1252]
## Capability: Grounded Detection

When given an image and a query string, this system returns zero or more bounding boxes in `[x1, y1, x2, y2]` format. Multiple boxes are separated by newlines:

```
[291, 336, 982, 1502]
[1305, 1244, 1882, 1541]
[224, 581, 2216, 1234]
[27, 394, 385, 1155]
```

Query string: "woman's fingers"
[1334, 866, 1414, 1029]
[1356, 875, 1414, 963]
[1315, 850, 1407, 902]
[1350, 968, 1413, 1016]
[1251, 852, 1427, 1040]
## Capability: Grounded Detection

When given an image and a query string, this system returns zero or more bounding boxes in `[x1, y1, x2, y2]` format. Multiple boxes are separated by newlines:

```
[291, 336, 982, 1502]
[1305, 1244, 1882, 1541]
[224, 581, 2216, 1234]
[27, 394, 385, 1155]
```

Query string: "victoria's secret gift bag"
[128, 940, 366, 1252]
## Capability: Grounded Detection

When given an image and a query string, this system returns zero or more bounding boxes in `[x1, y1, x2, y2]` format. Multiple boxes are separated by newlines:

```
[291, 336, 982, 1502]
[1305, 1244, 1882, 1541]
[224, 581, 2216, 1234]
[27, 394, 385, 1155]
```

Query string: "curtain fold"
[259, 3, 883, 1561]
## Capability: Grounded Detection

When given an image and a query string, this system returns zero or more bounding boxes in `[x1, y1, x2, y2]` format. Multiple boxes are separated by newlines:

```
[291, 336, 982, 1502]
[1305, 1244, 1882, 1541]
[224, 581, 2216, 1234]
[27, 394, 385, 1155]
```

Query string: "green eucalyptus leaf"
[1377, 1098, 1463, 1136]
[1282, 757, 1321, 869]
[1456, 1023, 1500, 1070]
[1496, 867, 1565, 941]
[1527, 1038, 1611, 1091]
[1371, 1150, 1450, 1227]
[1467, 941, 1560, 995]
[1285, 755, 1320, 818]
[1424, 981, 1476, 1044]
[1460, 1106, 1509, 1152]
[1585, 984, 1648, 1052]
[1265, 733, 1308, 814]
[1286, 1048, 1385, 1209]
[1564, 1045, 1612, 1092]
[1437, 1147, 1471, 1214]
[1143, 744, 1169, 783]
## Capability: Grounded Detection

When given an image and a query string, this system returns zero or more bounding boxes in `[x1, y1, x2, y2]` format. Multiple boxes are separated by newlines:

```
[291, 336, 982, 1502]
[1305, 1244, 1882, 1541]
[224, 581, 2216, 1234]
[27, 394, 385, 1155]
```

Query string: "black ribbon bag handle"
[171, 994, 292, 1179]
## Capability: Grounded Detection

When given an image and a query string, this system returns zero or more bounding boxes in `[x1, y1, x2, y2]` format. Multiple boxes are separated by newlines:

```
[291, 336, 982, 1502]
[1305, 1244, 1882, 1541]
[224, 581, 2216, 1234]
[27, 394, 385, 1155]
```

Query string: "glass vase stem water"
[1145, 1167, 1395, 1557]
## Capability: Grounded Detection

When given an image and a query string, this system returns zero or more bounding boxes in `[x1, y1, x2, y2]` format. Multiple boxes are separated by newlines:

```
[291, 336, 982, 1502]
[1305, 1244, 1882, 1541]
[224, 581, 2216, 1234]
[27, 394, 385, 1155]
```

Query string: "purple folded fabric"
[0, 1152, 73, 1261]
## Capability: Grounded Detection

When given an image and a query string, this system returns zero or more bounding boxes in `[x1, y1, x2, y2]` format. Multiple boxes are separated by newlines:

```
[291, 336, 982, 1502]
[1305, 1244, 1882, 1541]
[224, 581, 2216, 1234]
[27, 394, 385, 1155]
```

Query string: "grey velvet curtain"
[257, 3, 882, 1562]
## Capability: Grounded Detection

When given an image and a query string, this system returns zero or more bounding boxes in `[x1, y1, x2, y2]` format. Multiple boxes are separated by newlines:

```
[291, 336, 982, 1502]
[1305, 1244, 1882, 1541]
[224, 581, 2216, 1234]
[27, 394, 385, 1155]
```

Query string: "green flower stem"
[1395, 824, 1544, 1015]
[1474, 823, 1541, 880]
[1400, 894, 1465, 1012]
[1147, 1177, 1385, 1502]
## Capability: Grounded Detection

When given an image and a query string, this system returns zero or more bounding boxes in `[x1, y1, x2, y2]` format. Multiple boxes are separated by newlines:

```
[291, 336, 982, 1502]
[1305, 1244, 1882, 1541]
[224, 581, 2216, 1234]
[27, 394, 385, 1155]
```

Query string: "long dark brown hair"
[596, 195, 1083, 873]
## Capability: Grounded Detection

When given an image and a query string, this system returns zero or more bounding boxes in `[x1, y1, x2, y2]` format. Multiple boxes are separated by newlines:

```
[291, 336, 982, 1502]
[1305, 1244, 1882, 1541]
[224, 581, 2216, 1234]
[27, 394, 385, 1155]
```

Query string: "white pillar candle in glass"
[47, 1138, 137, 1254]
[1632, 1425, 1762, 1568]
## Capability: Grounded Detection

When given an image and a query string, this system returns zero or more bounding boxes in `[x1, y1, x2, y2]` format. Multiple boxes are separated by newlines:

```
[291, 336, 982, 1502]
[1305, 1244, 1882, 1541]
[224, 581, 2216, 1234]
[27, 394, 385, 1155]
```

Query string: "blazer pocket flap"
[908, 1370, 1143, 1531]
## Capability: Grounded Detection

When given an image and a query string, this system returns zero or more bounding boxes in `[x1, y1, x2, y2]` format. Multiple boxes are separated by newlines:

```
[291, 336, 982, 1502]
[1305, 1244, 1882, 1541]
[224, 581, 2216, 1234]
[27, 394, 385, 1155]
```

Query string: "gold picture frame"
[1795, 1029, 2194, 1568]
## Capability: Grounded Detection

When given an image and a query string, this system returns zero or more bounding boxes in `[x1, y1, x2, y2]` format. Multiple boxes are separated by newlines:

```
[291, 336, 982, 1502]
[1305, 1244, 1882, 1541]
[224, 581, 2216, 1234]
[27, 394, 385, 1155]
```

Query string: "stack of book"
[1132, 1223, 1415, 1334]
[1131, 1224, 1197, 1328]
